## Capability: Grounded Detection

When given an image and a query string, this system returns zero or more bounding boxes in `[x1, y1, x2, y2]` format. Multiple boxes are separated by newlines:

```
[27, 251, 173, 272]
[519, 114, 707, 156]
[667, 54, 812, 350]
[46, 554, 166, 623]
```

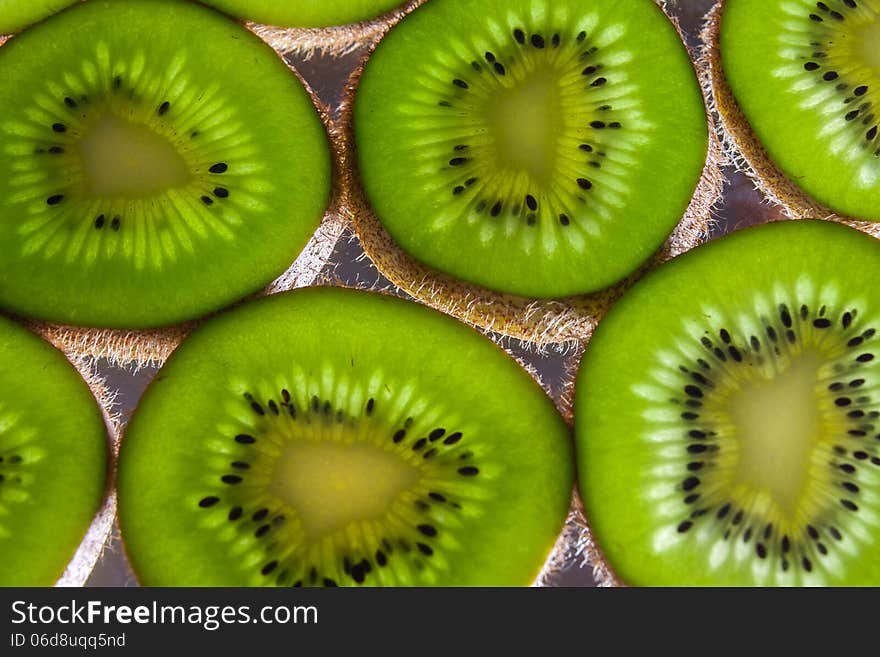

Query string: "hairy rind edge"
[246, 0, 429, 60]
[0, 2, 427, 61]
[340, 0, 725, 351]
[529, 342, 614, 587]
[0, 31, 348, 369]
[54, 356, 121, 587]
[700, 0, 880, 238]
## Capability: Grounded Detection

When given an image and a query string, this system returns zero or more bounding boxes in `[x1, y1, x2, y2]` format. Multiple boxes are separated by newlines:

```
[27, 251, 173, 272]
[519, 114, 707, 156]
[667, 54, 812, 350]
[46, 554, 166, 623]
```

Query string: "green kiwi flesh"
[576, 220, 880, 586]
[354, 0, 708, 299]
[199, 0, 407, 29]
[118, 287, 573, 586]
[0, 314, 108, 585]
[720, 0, 880, 221]
[0, 0, 330, 328]
[0, 0, 77, 34]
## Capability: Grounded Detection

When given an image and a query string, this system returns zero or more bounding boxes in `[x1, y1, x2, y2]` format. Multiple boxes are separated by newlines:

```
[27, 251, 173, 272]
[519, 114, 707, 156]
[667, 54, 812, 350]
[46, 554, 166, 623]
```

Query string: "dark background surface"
[84, 0, 779, 587]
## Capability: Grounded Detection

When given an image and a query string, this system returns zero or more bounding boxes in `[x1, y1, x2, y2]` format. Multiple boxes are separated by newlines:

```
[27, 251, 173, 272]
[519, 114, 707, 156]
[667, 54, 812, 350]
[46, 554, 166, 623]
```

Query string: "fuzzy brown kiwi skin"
[54, 356, 119, 586]
[0, 32, 347, 369]
[340, 1, 725, 349]
[247, 0, 428, 60]
[701, 0, 880, 238]
[0, 1, 426, 58]
[524, 340, 623, 587]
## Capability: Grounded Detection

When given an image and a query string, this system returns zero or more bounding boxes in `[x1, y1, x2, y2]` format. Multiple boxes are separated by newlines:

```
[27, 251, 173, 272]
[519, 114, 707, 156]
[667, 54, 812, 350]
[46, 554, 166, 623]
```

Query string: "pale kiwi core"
[694, 342, 853, 534]
[859, 22, 880, 70]
[487, 65, 561, 185]
[77, 113, 191, 197]
[271, 440, 419, 539]
[727, 350, 824, 514]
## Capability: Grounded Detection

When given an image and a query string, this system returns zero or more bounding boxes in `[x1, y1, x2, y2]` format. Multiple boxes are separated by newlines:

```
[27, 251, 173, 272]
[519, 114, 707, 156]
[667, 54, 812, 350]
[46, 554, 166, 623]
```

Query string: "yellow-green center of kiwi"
[271, 440, 419, 539]
[727, 350, 825, 514]
[487, 65, 562, 186]
[697, 344, 848, 536]
[858, 21, 880, 71]
[77, 112, 191, 197]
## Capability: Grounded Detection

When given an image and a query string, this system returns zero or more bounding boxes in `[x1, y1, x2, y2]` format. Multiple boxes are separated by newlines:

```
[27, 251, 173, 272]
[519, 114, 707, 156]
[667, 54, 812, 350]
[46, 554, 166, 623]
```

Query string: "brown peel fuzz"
[0, 33, 348, 369]
[341, 0, 724, 348]
[701, 0, 880, 238]
[55, 355, 120, 587]
[563, 494, 623, 587]
[3, 2, 426, 60]
[246, 0, 428, 60]
[545, 343, 622, 587]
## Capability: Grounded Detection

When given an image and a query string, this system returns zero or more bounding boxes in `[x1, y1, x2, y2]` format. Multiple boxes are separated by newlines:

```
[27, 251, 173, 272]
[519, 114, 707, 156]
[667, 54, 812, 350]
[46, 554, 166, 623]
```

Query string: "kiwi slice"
[0, 313, 108, 586]
[0, 0, 77, 34]
[200, 0, 408, 28]
[352, 0, 708, 300]
[0, 0, 330, 328]
[118, 287, 573, 586]
[576, 220, 880, 586]
[710, 0, 880, 223]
